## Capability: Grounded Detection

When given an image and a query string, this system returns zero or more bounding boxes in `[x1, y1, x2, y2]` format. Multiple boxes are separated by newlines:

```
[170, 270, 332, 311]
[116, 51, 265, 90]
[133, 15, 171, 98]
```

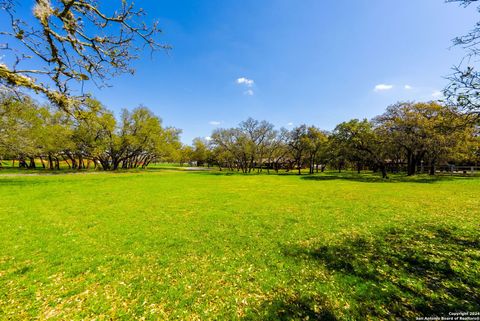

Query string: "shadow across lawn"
[242, 293, 337, 321]
[186, 170, 237, 176]
[284, 225, 480, 320]
[181, 168, 479, 183]
[0, 178, 54, 186]
[300, 173, 474, 184]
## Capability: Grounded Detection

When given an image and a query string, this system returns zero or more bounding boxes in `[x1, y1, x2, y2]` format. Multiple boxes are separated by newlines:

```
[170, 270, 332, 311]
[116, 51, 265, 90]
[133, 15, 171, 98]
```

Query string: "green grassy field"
[0, 169, 479, 320]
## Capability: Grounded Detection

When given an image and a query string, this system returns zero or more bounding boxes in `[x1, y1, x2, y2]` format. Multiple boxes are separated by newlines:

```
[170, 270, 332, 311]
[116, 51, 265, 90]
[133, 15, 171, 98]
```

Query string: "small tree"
[192, 138, 209, 167]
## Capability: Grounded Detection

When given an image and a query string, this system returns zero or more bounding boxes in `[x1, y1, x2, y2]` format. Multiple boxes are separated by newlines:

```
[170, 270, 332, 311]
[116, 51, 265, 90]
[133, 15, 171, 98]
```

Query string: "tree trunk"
[67, 153, 77, 169]
[407, 153, 416, 176]
[429, 159, 436, 176]
[112, 156, 122, 170]
[19, 158, 28, 168]
[48, 154, 54, 170]
[19, 160, 26, 168]
[39, 156, 46, 169]
[28, 157, 36, 169]
[100, 159, 109, 170]
[64, 157, 71, 169]
[380, 164, 388, 179]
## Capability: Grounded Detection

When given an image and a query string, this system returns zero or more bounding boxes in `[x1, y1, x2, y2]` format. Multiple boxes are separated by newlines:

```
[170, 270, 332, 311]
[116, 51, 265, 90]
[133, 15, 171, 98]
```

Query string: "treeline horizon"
[1, 91, 479, 177]
[187, 101, 479, 178]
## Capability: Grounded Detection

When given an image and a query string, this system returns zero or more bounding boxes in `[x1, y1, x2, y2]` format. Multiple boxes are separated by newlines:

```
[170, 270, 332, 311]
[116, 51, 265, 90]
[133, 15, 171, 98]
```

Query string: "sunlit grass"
[0, 170, 479, 320]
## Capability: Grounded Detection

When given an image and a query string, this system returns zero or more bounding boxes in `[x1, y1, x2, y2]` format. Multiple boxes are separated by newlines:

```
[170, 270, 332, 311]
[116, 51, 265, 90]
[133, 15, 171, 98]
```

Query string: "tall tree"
[264, 128, 289, 174]
[286, 125, 309, 175]
[210, 118, 275, 173]
[375, 102, 468, 176]
[0, 93, 43, 167]
[305, 126, 328, 174]
[332, 119, 390, 178]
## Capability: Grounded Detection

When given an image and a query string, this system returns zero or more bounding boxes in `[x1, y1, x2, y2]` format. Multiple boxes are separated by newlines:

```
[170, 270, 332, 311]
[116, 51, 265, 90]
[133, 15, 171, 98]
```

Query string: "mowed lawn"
[0, 170, 479, 320]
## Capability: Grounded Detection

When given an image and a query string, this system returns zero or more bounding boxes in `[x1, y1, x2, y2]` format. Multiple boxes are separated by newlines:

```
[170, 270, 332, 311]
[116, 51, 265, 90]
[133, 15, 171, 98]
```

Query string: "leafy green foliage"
[0, 95, 181, 170]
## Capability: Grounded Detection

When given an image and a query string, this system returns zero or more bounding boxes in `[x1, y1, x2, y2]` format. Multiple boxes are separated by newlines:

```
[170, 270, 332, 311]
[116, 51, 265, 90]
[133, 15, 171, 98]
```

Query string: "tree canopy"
[0, 93, 181, 169]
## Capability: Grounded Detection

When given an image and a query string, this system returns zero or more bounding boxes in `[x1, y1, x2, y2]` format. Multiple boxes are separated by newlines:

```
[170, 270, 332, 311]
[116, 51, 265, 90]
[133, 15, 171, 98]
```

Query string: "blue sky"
[1, 1, 478, 143]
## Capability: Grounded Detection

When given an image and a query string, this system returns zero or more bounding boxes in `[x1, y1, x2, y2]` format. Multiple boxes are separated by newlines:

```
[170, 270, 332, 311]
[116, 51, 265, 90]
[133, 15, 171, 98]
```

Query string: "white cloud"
[205, 136, 212, 141]
[244, 89, 254, 96]
[374, 84, 394, 92]
[432, 90, 443, 98]
[287, 122, 294, 127]
[209, 121, 221, 126]
[404, 85, 412, 90]
[236, 77, 254, 87]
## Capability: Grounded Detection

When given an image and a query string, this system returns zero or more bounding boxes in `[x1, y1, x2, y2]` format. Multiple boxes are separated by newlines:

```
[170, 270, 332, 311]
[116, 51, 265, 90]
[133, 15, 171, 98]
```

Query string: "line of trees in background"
[0, 1, 479, 177]
[0, 93, 181, 170]
[180, 102, 479, 177]
[1, 92, 478, 177]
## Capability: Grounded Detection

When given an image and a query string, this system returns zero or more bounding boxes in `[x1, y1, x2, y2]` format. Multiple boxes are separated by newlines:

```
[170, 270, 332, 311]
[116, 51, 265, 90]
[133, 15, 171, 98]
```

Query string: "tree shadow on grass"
[284, 225, 480, 320]
[182, 169, 478, 183]
[146, 167, 188, 172]
[187, 170, 237, 176]
[242, 293, 337, 321]
[0, 178, 52, 186]
[300, 174, 472, 184]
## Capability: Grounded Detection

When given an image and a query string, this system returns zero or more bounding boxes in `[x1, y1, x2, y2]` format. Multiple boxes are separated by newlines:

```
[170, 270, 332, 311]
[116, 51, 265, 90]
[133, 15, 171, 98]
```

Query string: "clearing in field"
[0, 170, 479, 320]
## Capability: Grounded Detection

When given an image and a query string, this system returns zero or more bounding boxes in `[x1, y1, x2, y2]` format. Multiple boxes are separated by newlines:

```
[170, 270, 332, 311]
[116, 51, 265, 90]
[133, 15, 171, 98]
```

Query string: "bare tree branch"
[445, 0, 480, 117]
[0, 0, 170, 110]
